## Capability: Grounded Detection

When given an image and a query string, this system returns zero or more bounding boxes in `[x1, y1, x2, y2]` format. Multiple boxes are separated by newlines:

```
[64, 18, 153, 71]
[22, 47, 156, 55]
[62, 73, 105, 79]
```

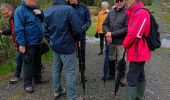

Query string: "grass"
[157, 47, 170, 52]
[86, 23, 96, 37]
[0, 50, 53, 78]
[147, 3, 170, 24]
[0, 0, 53, 79]
[0, 61, 15, 77]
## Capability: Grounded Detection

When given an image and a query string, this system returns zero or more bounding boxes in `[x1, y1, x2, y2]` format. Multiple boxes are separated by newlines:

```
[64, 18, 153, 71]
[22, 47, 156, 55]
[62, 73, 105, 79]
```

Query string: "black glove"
[95, 32, 99, 38]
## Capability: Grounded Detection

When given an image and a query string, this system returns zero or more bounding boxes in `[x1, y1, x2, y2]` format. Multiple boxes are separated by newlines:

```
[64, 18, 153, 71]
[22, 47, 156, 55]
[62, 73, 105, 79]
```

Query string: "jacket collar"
[125, 2, 144, 17]
[22, 1, 38, 10]
[52, 0, 66, 5]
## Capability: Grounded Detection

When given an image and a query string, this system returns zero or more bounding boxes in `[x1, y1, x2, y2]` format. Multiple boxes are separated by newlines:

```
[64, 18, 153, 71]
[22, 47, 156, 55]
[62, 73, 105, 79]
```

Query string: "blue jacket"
[68, 2, 91, 39]
[14, 2, 43, 46]
[44, 0, 82, 54]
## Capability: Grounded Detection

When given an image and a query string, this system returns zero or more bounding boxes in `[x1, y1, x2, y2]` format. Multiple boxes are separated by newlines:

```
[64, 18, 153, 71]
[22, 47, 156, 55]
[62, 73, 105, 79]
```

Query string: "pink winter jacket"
[123, 2, 151, 62]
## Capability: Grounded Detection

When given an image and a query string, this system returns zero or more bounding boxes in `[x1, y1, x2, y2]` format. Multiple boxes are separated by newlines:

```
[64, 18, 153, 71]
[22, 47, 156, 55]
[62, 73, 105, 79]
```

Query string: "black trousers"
[23, 45, 42, 87]
[127, 62, 145, 87]
[99, 33, 105, 51]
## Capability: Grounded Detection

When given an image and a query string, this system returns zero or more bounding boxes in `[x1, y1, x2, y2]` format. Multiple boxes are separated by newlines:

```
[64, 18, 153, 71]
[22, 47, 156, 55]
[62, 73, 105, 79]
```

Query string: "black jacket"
[103, 7, 128, 45]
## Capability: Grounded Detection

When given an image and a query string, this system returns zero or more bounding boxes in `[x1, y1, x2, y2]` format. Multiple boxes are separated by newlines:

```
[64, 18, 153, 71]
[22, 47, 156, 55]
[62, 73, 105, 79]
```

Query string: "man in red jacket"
[123, 0, 151, 100]
[0, 3, 23, 84]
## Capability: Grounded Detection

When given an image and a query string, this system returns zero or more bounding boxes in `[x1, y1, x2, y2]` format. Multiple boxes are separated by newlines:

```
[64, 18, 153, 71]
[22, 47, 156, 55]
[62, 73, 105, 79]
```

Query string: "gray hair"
[101, 1, 109, 8]
[0, 3, 13, 11]
[135, 0, 141, 2]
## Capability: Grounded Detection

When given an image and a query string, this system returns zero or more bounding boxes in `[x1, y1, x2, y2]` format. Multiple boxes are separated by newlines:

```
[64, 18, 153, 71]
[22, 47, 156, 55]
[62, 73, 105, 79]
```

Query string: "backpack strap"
[134, 8, 150, 14]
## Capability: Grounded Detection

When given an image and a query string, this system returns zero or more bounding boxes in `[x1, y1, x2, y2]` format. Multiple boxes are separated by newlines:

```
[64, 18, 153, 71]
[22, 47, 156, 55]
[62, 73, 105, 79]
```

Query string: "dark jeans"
[127, 62, 145, 87]
[99, 33, 105, 51]
[23, 45, 42, 87]
[15, 51, 23, 78]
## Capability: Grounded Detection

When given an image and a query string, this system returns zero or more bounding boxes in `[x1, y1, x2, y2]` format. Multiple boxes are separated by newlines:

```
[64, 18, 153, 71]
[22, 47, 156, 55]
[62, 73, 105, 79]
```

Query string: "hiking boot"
[125, 86, 137, 100]
[98, 52, 103, 55]
[25, 86, 34, 93]
[34, 79, 49, 84]
[54, 87, 66, 99]
[136, 82, 145, 100]
[10, 77, 21, 84]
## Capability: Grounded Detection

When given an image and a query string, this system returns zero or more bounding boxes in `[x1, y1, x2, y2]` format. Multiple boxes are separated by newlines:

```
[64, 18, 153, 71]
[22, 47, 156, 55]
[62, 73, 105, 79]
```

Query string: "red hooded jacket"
[123, 2, 151, 62]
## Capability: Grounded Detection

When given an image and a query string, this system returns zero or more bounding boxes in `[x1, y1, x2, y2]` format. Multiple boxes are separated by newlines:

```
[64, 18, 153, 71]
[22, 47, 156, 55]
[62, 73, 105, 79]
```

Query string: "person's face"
[101, 5, 108, 10]
[115, 0, 124, 9]
[1, 8, 11, 18]
[125, 0, 134, 7]
[25, 0, 37, 7]
[69, 0, 78, 4]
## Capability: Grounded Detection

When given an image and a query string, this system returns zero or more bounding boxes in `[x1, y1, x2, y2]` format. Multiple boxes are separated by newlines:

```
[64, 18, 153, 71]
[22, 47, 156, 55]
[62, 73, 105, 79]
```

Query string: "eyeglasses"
[115, 0, 123, 3]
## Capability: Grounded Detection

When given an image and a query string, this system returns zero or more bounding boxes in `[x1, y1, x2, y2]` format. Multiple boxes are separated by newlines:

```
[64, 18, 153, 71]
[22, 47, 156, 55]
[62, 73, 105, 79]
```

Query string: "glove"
[82, 26, 87, 32]
[95, 32, 99, 38]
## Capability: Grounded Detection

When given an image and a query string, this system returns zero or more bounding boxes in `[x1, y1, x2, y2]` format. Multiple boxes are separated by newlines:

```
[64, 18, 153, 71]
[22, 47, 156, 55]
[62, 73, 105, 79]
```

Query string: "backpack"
[135, 8, 161, 51]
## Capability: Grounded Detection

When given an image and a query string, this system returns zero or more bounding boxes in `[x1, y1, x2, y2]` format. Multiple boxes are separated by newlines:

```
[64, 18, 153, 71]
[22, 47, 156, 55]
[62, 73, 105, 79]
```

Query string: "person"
[68, 0, 91, 81]
[96, 1, 109, 55]
[44, 0, 83, 99]
[14, 0, 47, 93]
[0, 3, 23, 84]
[103, 0, 128, 85]
[122, 0, 151, 99]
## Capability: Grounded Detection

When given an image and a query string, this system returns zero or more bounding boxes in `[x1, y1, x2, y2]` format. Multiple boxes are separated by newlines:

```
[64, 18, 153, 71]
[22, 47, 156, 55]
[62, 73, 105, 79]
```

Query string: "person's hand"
[33, 9, 41, 15]
[75, 41, 81, 47]
[106, 32, 112, 44]
[0, 28, 2, 34]
[19, 45, 26, 53]
[82, 26, 86, 32]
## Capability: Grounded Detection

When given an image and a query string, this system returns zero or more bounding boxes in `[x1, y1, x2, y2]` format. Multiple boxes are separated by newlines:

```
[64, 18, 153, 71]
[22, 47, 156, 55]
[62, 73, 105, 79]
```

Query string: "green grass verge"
[0, 50, 53, 78]
[0, 61, 16, 77]
[86, 23, 96, 37]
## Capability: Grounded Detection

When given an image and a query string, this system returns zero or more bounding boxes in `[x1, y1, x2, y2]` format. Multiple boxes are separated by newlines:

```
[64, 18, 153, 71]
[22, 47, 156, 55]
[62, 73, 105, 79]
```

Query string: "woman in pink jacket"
[123, 0, 151, 99]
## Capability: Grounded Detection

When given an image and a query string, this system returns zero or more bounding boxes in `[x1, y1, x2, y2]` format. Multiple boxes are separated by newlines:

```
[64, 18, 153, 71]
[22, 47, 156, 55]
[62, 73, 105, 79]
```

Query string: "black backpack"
[135, 8, 161, 51]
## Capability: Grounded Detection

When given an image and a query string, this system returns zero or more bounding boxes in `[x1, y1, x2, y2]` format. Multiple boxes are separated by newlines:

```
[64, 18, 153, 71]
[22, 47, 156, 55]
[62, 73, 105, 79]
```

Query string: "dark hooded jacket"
[44, 0, 82, 54]
[68, 0, 91, 40]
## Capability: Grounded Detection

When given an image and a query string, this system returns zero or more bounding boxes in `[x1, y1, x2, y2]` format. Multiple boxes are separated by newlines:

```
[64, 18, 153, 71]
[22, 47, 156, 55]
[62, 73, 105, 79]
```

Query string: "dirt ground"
[0, 43, 170, 100]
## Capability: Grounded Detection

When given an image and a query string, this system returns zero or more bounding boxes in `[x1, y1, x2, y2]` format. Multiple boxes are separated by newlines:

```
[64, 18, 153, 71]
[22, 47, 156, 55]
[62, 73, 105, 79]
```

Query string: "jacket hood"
[67, 0, 80, 4]
[125, 2, 144, 17]
[52, 0, 66, 4]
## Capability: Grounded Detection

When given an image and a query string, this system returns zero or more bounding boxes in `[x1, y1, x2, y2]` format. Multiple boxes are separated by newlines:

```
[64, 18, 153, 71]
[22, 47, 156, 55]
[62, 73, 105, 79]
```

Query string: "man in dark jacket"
[44, 0, 83, 99]
[68, 0, 91, 81]
[0, 3, 23, 84]
[103, 0, 128, 85]
[14, 0, 46, 93]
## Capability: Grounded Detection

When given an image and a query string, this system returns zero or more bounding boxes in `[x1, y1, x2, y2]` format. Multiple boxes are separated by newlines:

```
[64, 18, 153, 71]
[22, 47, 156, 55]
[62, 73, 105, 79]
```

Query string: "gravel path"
[0, 43, 170, 100]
